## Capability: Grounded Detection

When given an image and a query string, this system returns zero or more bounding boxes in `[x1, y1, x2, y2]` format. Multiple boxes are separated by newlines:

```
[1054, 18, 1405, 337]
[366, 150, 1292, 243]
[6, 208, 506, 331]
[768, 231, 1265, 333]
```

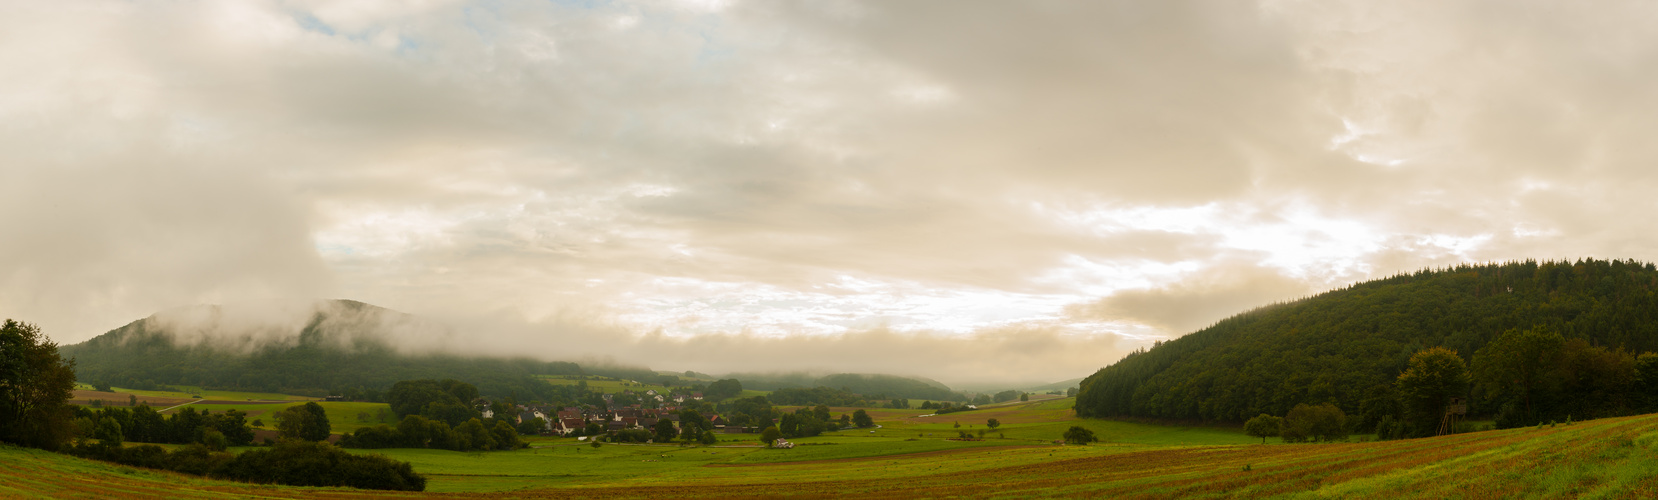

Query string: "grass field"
[9, 398, 1658, 498]
[169, 401, 397, 434]
[112, 386, 316, 402]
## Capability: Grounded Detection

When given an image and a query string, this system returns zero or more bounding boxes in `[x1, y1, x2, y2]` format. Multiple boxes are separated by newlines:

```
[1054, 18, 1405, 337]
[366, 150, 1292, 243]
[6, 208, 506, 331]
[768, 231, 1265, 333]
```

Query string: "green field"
[11, 398, 1658, 498]
[111, 386, 315, 402]
[168, 401, 397, 434]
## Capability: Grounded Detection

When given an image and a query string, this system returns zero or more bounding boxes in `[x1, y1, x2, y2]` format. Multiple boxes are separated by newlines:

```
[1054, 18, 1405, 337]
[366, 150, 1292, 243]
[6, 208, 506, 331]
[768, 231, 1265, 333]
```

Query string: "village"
[482, 389, 768, 438]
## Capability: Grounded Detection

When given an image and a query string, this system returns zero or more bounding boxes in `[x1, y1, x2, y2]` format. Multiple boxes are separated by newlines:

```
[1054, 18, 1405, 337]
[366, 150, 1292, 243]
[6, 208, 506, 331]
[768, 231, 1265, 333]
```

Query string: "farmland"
[11, 397, 1658, 498]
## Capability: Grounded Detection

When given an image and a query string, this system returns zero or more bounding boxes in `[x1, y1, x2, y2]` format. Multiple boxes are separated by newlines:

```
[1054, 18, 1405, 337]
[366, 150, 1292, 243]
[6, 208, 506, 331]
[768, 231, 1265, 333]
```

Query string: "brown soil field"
[69, 390, 194, 407]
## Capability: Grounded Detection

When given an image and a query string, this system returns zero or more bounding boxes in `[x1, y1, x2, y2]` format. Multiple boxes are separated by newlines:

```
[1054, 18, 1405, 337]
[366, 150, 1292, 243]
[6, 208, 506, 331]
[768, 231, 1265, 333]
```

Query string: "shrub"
[1062, 426, 1097, 445]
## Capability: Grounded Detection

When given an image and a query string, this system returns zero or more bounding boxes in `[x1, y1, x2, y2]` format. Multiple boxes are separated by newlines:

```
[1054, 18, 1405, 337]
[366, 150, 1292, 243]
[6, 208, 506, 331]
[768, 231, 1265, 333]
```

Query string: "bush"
[1062, 426, 1097, 445]
[221, 439, 425, 491]
[67, 438, 425, 491]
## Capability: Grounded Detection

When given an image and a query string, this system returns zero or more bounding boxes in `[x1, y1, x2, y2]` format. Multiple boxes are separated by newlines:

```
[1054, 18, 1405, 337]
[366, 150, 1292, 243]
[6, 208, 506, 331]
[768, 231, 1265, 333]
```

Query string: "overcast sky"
[5, 1, 1658, 387]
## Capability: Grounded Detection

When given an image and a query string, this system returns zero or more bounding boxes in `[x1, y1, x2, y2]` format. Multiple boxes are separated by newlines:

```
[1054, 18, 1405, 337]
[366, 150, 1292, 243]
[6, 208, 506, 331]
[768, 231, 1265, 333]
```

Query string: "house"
[644, 389, 659, 396]
[692, 392, 703, 400]
[773, 438, 794, 449]
[323, 396, 345, 402]
[518, 411, 537, 424]
[557, 418, 586, 436]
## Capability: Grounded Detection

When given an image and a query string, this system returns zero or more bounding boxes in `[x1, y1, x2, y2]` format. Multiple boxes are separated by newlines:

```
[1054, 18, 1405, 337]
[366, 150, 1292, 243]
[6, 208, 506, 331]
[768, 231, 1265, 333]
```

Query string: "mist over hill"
[62, 299, 975, 402]
[1076, 259, 1658, 429]
[62, 299, 585, 399]
[728, 371, 966, 401]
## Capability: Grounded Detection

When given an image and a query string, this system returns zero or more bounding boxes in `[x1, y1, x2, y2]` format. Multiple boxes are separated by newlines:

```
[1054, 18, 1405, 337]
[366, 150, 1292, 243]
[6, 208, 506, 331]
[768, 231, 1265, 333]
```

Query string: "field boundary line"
[159, 399, 203, 412]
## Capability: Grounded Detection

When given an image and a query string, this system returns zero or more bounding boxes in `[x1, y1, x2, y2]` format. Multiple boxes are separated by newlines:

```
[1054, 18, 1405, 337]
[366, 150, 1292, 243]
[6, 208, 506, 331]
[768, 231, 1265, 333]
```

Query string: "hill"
[1076, 259, 1658, 428]
[62, 299, 582, 400]
[729, 372, 967, 401]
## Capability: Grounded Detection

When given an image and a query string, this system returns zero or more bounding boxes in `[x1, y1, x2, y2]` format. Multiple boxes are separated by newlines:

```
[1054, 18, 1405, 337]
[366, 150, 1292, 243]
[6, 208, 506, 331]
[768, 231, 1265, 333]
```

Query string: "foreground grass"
[9, 408, 1658, 498]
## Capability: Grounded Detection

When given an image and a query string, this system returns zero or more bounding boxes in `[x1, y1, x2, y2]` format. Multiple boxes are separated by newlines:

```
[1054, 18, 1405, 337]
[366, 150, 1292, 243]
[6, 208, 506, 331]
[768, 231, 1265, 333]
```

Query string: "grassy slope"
[10, 399, 1658, 498]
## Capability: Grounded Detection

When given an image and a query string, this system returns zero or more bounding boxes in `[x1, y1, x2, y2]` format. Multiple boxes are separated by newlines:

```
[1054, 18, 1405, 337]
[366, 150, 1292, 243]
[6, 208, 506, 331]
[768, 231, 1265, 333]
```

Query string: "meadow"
[177, 401, 398, 433]
[10, 397, 1658, 498]
[111, 385, 316, 402]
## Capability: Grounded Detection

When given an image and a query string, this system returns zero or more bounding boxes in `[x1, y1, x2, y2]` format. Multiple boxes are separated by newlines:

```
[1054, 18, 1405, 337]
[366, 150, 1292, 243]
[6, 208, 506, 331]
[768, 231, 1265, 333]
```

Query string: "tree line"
[1076, 259, 1658, 437]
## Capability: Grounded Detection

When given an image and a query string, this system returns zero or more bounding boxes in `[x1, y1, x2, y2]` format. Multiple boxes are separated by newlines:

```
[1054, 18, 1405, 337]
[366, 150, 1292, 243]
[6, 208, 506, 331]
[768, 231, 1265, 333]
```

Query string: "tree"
[277, 402, 332, 441]
[852, 409, 873, 428]
[1062, 426, 1097, 445]
[490, 420, 521, 450]
[1397, 347, 1470, 438]
[1637, 353, 1658, 408]
[986, 418, 1001, 430]
[0, 320, 77, 451]
[704, 379, 743, 401]
[1280, 404, 1345, 442]
[1244, 414, 1282, 444]
[517, 417, 546, 435]
[94, 417, 124, 445]
[760, 426, 781, 447]
[454, 418, 494, 451]
[1020, 393, 1029, 402]
[778, 413, 801, 437]
[654, 418, 678, 443]
[1473, 328, 1564, 419]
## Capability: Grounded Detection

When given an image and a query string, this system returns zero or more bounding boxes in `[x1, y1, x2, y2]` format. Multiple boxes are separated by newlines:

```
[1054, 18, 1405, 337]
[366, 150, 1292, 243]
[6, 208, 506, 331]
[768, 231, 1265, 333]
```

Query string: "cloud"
[8, 0, 1658, 384]
[1067, 258, 1315, 334]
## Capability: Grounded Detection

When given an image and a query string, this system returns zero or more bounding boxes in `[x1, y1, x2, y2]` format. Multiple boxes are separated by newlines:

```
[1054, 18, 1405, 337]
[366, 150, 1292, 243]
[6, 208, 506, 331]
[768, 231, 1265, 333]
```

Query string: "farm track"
[7, 413, 1658, 499]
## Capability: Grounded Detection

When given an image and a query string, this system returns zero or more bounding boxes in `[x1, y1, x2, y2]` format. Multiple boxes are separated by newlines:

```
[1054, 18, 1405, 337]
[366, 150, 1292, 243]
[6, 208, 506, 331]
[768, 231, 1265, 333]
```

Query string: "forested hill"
[1075, 259, 1658, 427]
[62, 299, 583, 400]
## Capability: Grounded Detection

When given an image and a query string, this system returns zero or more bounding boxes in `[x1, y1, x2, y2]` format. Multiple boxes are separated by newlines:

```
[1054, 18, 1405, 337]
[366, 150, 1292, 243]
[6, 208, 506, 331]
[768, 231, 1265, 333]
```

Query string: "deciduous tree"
[852, 409, 873, 428]
[0, 320, 77, 450]
[1397, 347, 1470, 438]
[1244, 414, 1282, 444]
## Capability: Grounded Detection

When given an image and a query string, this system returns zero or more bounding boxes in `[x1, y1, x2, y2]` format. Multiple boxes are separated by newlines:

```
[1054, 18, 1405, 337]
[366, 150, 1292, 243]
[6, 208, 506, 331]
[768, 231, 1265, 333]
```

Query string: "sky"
[5, 0, 1658, 388]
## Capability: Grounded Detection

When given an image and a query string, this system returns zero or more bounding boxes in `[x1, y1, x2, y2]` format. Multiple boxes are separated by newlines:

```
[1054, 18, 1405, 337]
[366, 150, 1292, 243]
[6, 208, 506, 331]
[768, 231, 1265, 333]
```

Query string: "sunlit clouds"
[5, 1, 1658, 386]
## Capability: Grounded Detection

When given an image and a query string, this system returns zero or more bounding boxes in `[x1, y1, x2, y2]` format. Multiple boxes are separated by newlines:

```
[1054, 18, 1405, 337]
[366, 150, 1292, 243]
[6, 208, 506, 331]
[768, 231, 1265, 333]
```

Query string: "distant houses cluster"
[481, 388, 755, 436]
